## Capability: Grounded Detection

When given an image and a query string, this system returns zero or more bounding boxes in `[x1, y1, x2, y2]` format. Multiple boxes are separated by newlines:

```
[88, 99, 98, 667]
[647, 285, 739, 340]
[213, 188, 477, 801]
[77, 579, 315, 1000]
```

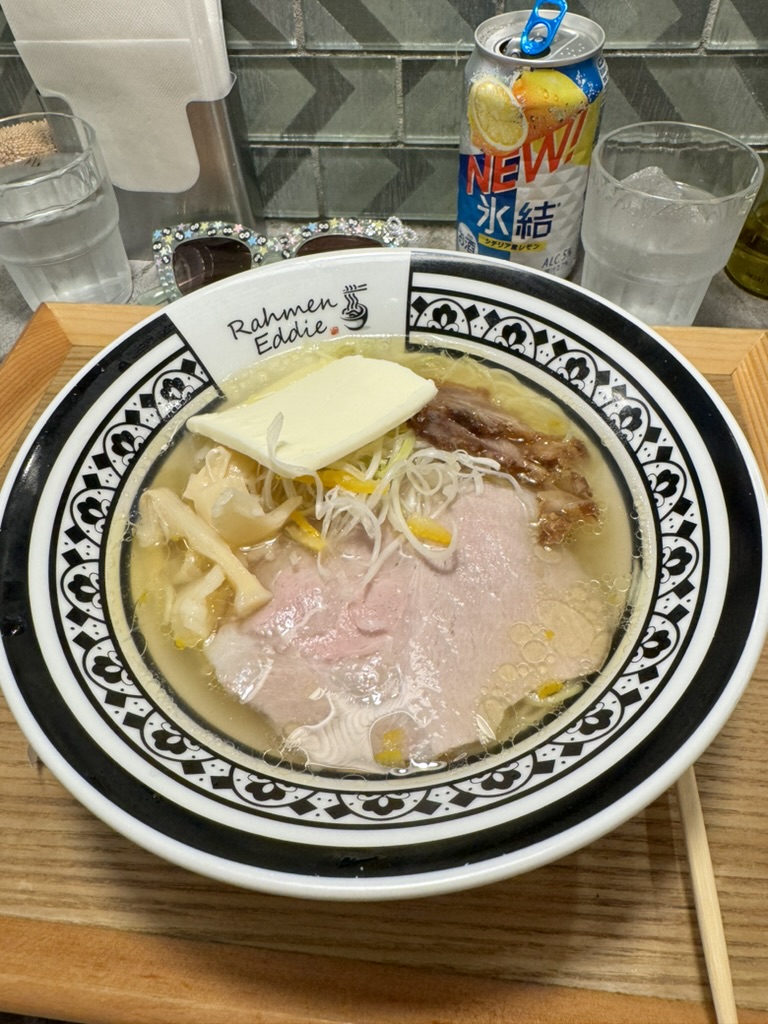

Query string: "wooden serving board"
[1, 304, 767, 1024]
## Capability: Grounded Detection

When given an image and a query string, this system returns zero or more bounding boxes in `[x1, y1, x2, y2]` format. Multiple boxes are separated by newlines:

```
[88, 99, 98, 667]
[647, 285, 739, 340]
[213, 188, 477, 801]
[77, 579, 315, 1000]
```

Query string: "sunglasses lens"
[172, 237, 253, 295]
[295, 234, 385, 257]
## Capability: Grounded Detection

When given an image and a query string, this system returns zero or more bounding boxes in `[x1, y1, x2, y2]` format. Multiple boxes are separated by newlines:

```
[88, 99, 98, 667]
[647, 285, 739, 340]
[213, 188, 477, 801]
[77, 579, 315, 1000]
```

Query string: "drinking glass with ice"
[580, 122, 764, 326]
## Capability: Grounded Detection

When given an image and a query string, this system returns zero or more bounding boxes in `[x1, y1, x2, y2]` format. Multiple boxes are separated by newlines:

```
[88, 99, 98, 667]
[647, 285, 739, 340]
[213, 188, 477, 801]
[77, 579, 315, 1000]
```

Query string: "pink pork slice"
[205, 481, 620, 772]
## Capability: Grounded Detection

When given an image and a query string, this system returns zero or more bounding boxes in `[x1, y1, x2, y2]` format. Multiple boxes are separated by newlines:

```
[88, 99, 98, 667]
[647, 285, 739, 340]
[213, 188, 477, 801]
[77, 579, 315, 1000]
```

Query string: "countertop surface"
[0, 222, 765, 364]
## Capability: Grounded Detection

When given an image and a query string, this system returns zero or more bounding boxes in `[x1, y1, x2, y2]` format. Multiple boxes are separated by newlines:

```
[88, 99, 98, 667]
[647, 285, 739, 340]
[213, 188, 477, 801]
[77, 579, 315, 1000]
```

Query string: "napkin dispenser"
[2, 0, 263, 258]
[41, 80, 262, 260]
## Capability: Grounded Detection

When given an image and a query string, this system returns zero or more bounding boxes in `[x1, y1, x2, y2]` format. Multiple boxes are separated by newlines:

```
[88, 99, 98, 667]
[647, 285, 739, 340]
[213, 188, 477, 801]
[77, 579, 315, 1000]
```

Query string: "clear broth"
[129, 337, 639, 769]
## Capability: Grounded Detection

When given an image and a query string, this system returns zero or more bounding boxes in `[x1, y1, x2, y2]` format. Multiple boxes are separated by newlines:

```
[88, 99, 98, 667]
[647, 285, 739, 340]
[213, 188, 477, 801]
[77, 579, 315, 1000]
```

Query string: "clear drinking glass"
[0, 112, 132, 309]
[579, 121, 764, 326]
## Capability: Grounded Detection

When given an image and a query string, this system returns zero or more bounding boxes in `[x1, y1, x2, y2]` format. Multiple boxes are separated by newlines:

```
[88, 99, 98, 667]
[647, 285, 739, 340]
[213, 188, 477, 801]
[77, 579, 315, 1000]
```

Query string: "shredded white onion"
[329, 443, 525, 575]
[246, 418, 530, 582]
[318, 488, 384, 580]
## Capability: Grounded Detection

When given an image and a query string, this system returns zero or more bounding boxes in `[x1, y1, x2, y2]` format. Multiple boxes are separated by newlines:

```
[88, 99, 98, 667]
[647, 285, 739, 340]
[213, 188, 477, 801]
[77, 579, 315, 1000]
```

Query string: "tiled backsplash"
[0, 0, 765, 223]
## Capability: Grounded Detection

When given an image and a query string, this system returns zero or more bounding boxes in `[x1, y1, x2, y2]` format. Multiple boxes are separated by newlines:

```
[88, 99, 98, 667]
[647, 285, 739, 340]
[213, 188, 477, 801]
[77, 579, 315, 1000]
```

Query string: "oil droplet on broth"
[521, 639, 549, 664]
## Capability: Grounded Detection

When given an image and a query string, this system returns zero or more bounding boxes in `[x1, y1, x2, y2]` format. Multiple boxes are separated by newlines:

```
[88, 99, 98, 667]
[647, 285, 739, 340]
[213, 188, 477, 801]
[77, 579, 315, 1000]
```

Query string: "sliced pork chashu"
[205, 481, 624, 773]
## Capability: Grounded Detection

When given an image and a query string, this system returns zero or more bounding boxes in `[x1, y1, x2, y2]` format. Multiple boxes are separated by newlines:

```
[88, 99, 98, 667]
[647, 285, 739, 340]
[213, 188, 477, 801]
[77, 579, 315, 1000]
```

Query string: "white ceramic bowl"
[1, 248, 766, 901]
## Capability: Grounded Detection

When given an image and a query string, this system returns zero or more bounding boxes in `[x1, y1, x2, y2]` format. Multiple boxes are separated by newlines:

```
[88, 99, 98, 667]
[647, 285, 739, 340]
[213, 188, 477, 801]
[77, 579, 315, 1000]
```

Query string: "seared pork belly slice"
[205, 481, 622, 773]
[409, 383, 600, 544]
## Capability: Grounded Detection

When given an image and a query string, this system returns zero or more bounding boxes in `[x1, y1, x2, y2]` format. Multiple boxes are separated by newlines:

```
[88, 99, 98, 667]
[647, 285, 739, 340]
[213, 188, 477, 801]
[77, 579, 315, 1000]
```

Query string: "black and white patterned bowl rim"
[1, 249, 766, 901]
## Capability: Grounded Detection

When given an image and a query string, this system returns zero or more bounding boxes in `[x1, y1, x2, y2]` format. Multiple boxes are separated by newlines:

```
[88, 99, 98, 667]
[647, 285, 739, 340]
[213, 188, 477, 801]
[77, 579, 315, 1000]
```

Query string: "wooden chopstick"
[676, 765, 739, 1024]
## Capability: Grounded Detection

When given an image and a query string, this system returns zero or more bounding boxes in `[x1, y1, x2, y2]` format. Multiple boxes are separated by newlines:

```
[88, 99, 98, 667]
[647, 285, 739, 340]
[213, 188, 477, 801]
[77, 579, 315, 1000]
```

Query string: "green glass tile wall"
[223, 0, 298, 51]
[0, 0, 766, 221]
[710, 0, 768, 49]
[302, 0, 497, 51]
[234, 56, 398, 141]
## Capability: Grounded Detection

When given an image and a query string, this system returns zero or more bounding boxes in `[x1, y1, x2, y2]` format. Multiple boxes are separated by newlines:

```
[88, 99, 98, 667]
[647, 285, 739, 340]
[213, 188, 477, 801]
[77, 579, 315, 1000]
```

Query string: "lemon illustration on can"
[511, 69, 589, 142]
[467, 76, 528, 155]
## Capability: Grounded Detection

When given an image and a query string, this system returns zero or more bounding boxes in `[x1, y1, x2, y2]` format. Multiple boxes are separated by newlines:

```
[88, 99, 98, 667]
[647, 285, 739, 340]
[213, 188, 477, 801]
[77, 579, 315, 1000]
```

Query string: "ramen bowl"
[0, 248, 766, 900]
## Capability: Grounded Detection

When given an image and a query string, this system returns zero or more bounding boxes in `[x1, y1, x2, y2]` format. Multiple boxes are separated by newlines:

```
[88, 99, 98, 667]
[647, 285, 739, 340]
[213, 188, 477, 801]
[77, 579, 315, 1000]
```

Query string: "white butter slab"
[187, 355, 437, 476]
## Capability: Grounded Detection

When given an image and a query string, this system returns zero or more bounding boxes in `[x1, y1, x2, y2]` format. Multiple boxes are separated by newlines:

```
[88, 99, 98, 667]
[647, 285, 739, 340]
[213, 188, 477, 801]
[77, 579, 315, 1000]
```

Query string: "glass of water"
[0, 112, 132, 309]
[580, 121, 764, 326]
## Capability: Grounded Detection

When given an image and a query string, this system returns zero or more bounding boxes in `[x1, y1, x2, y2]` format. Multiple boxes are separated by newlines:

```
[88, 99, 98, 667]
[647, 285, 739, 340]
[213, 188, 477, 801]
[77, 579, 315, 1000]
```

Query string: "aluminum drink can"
[457, 11, 607, 277]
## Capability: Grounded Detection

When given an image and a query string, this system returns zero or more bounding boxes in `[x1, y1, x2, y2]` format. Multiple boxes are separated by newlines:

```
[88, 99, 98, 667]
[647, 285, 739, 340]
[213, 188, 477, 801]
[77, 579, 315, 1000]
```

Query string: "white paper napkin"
[3, 0, 231, 193]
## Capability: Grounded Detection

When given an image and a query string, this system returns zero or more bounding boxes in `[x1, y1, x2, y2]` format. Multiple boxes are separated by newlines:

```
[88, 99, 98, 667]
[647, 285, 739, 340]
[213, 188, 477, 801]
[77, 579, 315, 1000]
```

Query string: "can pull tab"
[520, 0, 567, 57]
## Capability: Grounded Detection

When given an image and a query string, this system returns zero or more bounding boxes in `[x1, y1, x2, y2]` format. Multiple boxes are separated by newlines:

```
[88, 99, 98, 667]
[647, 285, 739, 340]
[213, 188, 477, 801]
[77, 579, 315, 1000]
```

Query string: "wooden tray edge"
[661, 326, 768, 484]
[0, 303, 160, 478]
[5, 914, 768, 1024]
[0, 304, 72, 472]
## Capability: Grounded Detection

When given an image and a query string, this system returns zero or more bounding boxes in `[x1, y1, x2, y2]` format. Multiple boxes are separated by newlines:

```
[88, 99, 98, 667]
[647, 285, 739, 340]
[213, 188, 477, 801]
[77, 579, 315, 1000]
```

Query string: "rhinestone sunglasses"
[143, 216, 417, 305]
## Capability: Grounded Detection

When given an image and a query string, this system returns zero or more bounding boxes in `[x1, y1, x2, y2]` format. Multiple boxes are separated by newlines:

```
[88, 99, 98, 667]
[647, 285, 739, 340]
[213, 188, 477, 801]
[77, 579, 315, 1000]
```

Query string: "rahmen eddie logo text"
[225, 282, 370, 352]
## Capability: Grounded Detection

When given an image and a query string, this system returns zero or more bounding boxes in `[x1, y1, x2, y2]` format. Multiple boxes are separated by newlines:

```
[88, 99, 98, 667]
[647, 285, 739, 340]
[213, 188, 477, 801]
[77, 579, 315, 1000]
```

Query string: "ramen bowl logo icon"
[340, 283, 368, 330]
